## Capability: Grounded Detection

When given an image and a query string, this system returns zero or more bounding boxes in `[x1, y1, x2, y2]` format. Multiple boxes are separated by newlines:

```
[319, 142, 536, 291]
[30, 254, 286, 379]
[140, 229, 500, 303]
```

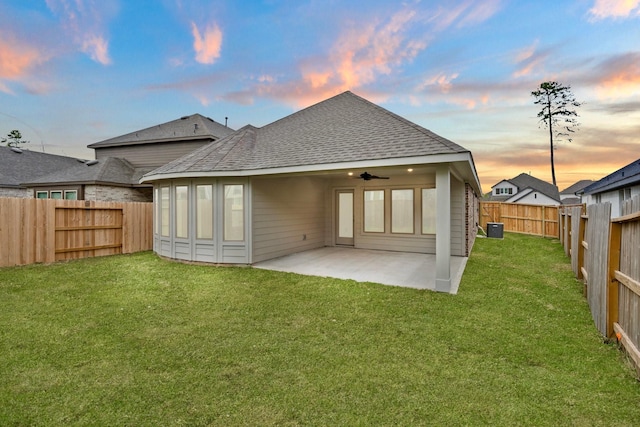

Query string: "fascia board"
[141, 152, 476, 183]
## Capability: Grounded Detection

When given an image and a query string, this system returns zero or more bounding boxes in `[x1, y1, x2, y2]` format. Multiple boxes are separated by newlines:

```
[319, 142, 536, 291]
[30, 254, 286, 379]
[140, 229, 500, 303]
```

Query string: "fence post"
[607, 221, 622, 338]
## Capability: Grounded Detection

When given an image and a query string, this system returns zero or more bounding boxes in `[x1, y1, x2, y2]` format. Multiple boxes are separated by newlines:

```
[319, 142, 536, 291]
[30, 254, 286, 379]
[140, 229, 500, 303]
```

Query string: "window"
[364, 190, 384, 232]
[391, 189, 414, 233]
[196, 185, 213, 239]
[36, 191, 48, 199]
[495, 187, 513, 195]
[175, 186, 189, 238]
[422, 188, 437, 234]
[64, 190, 77, 200]
[224, 184, 244, 241]
[161, 187, 170, 237]
[50, 191, 62, 200]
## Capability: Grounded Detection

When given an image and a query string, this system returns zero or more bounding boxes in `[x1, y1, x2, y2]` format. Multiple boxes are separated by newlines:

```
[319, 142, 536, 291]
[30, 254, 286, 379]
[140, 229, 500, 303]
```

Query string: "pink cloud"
[512, 42, 550, 78]
[0, 34, 50, 94]
[0, 38, 44, 80]
[45, 0, 116, 65]
[81, 35, 110, 65]
[592, 52, 640, 98]
[588, 0, 640, 20]
[297, 7, 427, 98]
[191, 22, 223, 65]
[420, 72, 460, 93]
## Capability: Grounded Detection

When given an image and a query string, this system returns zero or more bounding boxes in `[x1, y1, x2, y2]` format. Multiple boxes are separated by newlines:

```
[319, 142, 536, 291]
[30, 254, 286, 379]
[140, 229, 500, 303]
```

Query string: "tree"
[531, 81, 582, 186]
[1, 129, 29, 148]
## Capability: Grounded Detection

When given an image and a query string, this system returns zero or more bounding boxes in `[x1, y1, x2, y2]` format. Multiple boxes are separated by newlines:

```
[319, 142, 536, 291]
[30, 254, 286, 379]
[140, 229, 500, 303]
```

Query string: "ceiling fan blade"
[359, 171, 390, 180]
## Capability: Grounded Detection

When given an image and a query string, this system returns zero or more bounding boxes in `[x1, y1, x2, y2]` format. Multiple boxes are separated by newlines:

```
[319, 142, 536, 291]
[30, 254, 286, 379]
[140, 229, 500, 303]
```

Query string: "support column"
[435, 164, 451, 292]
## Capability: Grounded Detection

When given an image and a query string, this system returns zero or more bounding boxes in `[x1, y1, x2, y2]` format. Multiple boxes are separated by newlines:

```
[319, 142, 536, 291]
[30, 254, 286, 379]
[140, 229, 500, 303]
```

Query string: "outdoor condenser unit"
[487, 222, 504, 239]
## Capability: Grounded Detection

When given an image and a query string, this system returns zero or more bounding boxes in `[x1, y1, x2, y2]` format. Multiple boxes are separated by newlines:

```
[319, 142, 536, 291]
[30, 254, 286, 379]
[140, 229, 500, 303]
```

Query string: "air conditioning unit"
[487, 222, 504, 239]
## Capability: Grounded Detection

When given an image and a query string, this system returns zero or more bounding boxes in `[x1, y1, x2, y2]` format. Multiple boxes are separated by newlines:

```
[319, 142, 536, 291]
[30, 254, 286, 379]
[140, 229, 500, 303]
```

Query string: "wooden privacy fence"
[0, 198, 153, 268]
[560, 195, 640, 372]
[479, 202, 561, 238]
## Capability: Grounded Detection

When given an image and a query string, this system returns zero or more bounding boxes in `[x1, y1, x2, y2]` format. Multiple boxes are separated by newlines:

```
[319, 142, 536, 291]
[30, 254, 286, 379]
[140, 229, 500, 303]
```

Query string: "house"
[0, 146, 85, 198]
[23, 157, 153, 202]
[0, 114, 234, 202]
[559, 180, 594, 205]
[579, 158, 640, 218]
[88, 113, 234, 170]
[489, 173, 560, 205]
[141, 91, 482, 293]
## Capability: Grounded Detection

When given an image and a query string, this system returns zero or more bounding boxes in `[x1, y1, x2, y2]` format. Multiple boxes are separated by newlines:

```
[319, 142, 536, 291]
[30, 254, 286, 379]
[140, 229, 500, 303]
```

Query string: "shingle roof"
[148, 91, 470, 177]
[88, 113, 235, 148]
[509, 173, 560, 201]
[581, 158, 640, 195]
[23, 157, 152, 187]
[488, 173, 560, 202]
[0, 146, 85, 188]
[560, 179, 594, 195]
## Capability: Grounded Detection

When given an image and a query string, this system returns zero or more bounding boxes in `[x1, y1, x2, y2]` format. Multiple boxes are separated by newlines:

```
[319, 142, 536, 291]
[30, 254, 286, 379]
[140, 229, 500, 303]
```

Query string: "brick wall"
[84, 185, 153, 202]
[0, 187, 31, 198]
[465, 183, 479, 256]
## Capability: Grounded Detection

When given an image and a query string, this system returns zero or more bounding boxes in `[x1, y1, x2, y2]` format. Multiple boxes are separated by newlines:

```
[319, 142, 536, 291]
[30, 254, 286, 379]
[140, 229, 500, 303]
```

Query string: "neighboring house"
[0, 146, 85, 199]
[0, 114, 234, 202]
[23, 157, 153, 202]
[88, 113, 234, 169]
[489, 173, 560, 205]
[559, 179, 594, 205]
[141, 91, 482, 292]
[580, 158, 640, 218]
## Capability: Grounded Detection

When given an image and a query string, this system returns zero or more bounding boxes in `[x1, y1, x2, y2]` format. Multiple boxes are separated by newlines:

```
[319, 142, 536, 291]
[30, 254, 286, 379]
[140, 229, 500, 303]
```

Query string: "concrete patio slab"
[253, 247, 467, 294]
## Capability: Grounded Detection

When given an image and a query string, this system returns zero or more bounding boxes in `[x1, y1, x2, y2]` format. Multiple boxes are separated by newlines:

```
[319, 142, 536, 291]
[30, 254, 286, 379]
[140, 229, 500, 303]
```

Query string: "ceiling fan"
[358, 171, 389, 181]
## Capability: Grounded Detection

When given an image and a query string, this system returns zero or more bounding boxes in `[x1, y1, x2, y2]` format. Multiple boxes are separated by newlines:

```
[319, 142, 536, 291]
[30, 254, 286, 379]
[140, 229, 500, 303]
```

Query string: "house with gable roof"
[488, 173, 560, 205]
[579, 158, 640, 218]
[559, 179, 594, 205]
[0, 114, 234, 202]
[141, 91, 482, 293]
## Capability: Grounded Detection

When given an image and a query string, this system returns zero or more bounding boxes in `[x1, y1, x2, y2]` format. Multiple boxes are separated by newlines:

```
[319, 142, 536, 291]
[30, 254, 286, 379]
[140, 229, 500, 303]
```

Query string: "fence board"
[479, 202, 560, 238]
[560, 195, 640, 372]
[584, 202, 611, 336]
[570, 206, 583, 276]
[0, 198, 152, 268]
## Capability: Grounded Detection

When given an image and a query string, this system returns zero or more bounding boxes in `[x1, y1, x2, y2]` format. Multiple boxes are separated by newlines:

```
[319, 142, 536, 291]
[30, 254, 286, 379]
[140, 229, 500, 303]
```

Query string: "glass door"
[336, 190, 354, 246]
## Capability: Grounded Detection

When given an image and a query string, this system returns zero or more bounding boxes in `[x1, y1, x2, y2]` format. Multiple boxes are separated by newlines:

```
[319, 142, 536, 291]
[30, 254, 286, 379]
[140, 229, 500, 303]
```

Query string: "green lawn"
[1, 233, 639, 426]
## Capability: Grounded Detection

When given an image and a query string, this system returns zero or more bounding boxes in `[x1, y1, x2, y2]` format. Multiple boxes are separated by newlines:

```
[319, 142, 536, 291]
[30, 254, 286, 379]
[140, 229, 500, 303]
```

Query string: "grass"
[1, 233, 639, 426]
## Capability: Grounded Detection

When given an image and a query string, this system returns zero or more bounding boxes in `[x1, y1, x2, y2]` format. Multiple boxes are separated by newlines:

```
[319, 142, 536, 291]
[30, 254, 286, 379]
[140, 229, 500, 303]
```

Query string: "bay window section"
[175, 185, 188, 238]
[160, 187, 170, 237]
[154, 188, 159, 235]
[422, 188, 437, 234]
[224, 184, 244, 241]
[196, 184, 213, 239]
[364, 190, 384, 232]
[391, 189, 414, 233]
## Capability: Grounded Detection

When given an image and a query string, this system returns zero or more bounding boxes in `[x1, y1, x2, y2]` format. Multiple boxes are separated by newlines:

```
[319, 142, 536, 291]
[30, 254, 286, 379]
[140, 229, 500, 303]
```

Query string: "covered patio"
[253, 247, 468, 294]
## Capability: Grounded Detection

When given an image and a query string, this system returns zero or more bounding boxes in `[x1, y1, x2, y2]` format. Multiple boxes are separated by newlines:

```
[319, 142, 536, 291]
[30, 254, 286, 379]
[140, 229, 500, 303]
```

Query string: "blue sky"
[1, 0, 639, 192]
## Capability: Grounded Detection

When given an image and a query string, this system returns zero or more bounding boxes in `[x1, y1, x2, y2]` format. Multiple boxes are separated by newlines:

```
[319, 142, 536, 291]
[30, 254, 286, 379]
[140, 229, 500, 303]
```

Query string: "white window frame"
[363, 189, 385, 233]
[391, 189, 414, 234]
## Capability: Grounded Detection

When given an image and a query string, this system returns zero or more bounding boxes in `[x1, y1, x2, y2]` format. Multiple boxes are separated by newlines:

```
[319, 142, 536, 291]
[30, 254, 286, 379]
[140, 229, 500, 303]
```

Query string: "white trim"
[141, 153, 475, 183]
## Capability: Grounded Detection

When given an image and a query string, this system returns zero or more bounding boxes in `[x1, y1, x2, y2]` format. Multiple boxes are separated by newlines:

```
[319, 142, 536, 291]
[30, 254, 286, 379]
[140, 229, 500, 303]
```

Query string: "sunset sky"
[1, 0, 639, 193]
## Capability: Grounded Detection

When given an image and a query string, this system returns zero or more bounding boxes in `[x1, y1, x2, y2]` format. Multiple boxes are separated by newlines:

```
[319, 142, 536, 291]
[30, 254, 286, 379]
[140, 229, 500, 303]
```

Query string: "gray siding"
[251, 176, 326, 263]
[327, 173, 438, 254]
[95, 140, 210, 168]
